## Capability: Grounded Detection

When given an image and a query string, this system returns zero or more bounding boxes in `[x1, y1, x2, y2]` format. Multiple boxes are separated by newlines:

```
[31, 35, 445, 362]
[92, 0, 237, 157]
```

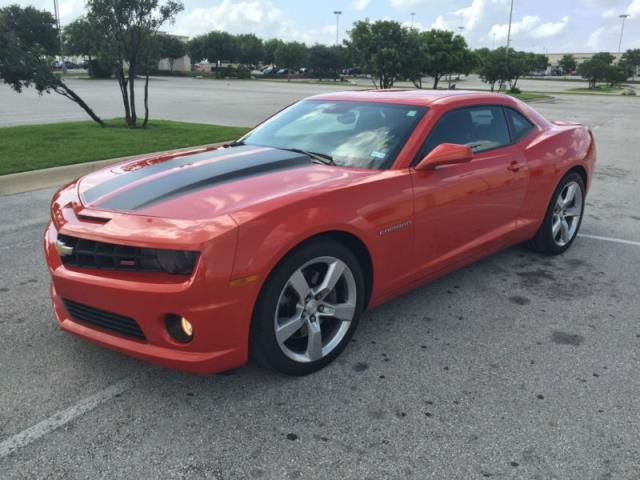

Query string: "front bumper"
[44, 221, 258, 374]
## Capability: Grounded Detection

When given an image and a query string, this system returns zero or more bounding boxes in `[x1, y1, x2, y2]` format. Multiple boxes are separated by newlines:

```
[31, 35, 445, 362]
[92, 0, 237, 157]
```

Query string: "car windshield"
[241, 100, 427, 169]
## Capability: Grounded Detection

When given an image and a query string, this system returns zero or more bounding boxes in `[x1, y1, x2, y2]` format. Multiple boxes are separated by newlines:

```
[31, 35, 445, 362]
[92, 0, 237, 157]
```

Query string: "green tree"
[477, 47, 513, 91]
[64, 17, 97, 61]
[263, 38, 284, 65]
[558, 54, 576, 76]
[577, 52, 615, 88]
[201, 30, 237, 65]
[157, 34, 185, 71]
[346, 20, 408, 89]
[419, 29, 472, 89]
[308, 44, 345, 79]
[86, 0, 184, 127]
[0, 5, 104, 125]
[187, 35, 206, 63]
[274, 41, 308, 81]
[236, 33, 263, 65]
[621, 49, 640, 80]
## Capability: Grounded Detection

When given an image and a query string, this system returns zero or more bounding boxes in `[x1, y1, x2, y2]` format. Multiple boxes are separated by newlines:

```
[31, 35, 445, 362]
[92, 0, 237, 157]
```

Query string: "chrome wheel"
[274, 256, 357, 363]
[552, 180, 583, 247]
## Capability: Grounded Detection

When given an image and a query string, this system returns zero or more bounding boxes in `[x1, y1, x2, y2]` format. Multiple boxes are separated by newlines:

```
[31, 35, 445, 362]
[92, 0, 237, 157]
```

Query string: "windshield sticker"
[407, 110, 417, 117]
[370, 151, 387, 159]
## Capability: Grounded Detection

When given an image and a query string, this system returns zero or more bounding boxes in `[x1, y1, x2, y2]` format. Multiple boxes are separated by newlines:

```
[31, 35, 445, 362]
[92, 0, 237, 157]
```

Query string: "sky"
[2, 0, 639, 53]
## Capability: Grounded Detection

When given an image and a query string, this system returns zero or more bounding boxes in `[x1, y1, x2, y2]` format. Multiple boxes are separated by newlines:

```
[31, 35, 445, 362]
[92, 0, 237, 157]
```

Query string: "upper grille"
[58, 234, 173, 273]
[63, 299, 146, 341]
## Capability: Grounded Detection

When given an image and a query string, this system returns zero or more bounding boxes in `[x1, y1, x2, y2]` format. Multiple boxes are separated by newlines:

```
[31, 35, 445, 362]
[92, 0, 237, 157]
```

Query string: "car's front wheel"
[528, 171, 585, 254]
[250, 239, 364, 375]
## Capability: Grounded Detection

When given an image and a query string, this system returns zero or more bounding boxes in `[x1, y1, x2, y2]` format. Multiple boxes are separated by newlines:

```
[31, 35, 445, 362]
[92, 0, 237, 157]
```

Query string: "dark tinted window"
[505, 108, 535, 141]
[418, 106, 511, 160]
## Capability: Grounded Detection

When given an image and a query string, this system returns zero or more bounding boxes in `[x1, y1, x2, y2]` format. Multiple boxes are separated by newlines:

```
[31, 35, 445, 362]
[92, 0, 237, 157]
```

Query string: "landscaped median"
[0, 119, 249, 176]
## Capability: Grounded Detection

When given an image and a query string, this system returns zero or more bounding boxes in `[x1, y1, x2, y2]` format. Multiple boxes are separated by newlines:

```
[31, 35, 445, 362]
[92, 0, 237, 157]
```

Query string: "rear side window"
[505, 108, 535, 142]
[417, 105, 511, 160]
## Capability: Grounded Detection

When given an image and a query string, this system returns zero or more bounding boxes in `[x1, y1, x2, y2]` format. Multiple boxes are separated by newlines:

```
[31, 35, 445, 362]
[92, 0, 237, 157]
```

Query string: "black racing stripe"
[96, 149, 312, 211]
[82, 147, 241, 205]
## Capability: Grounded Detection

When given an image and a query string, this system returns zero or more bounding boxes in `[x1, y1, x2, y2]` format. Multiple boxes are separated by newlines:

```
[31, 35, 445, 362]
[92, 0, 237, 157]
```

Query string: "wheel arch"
[566, 164, 588, 191]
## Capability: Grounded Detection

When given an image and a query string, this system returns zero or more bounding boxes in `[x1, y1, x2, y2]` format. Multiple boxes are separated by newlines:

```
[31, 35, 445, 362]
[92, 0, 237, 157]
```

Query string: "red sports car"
[44, 90, 596, 375]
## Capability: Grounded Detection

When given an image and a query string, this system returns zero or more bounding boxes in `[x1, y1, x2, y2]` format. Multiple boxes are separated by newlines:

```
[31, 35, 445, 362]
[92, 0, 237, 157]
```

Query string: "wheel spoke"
[306, 319, 323, 361]
[314, 260, 346, 300]
[560, 219, 570, 243]
[563, 184, 577, 206]
[552, 217, 562, 237]
[275, 314, 305, 344]
[321, 302, 355, 322]
[288, 269, 310, 302]
[565, 206, 581, 217]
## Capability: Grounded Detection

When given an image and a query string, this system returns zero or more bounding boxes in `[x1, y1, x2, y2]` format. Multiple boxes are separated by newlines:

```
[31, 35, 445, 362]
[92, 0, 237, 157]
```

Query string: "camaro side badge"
[379, 220, 412, 236]
[55, 239, 74, 257]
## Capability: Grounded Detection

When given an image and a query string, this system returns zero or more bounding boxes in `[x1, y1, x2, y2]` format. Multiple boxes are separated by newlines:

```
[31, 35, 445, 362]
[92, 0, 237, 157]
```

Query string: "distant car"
[44, 90, 596, 376]
[276, 68, 289, 76]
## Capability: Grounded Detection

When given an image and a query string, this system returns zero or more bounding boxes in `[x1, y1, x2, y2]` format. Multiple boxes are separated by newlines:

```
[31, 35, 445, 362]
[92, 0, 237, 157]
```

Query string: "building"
[546, 52, 623, 66]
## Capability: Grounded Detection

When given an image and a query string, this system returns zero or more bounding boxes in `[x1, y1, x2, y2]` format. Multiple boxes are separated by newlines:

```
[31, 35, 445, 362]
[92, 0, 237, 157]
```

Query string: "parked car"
[44, 90, 596, 375]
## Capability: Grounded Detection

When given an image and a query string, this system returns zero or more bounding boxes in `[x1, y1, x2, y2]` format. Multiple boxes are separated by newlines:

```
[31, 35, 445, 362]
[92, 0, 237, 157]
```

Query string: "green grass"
[0, 119, 249, 176]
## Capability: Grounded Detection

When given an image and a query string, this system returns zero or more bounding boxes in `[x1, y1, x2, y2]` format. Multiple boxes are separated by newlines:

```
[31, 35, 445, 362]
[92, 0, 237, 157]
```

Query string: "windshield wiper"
[280, 148, 336, 166]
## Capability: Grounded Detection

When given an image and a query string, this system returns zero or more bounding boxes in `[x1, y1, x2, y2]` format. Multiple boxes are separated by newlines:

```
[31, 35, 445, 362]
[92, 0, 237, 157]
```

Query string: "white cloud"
[174, 0, 290, 38]
[431, 15, 450, 30]
[629, 0, 640, 16]
[530, 16, 569, 38]
[453, 0, 487, 32]
[389, 0, 433, 10]
[489, 14, 568, 42]
[351, 0, 371, 10]
[586, 26, 605, 49]
[601, 8, 617, 18]
[489, 15, 540, 42]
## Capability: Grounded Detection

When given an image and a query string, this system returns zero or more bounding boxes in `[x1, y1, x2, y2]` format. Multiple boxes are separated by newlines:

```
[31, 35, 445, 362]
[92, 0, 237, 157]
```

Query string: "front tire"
[528, 172, 585, 255]
[250, 239, 365, 375]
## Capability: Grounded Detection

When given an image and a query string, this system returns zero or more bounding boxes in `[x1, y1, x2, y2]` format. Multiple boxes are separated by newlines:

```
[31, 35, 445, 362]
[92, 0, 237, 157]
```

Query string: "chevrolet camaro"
[44, 90, 596, 375]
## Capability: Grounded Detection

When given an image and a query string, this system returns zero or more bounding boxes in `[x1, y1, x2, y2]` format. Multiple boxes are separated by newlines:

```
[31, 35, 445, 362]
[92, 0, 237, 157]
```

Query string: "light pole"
[492, 32, 497, 48]
[458, 26, 465, 37]
[410, 12, 415, 28]
[618, 14, 630, 58]
[53, 0, 65, 73]
[333, 10, 342, 46]
[506, 0, 515, 51]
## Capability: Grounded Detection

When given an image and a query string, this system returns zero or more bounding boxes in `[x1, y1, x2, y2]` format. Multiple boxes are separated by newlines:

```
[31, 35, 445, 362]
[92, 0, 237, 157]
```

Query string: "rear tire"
[528, 172, 585, 255]
[250, 239, 364, 375]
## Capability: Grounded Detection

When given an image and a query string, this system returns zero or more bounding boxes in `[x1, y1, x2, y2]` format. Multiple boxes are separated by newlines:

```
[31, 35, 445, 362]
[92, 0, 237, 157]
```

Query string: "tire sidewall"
[250, 239, 365, 375]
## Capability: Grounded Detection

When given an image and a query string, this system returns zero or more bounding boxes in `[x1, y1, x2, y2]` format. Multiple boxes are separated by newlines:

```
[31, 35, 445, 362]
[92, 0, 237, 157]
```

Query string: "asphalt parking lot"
[1, 87, 639, 479]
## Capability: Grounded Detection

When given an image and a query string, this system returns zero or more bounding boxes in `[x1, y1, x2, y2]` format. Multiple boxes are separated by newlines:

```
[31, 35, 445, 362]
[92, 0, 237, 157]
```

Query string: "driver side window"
[416, 106, 511, 163]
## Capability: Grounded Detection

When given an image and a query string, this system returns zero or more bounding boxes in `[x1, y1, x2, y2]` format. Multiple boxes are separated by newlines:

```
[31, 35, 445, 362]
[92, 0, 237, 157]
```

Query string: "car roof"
[308, 89, 517, 108]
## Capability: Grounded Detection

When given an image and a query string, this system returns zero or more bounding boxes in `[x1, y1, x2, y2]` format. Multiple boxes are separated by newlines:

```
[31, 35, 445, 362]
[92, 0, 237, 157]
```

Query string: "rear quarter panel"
[516, 123, 595, 238]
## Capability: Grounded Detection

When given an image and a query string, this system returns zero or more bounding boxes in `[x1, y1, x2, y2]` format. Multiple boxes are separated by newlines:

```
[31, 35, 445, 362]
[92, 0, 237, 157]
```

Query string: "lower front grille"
[62, 299, 146, 341]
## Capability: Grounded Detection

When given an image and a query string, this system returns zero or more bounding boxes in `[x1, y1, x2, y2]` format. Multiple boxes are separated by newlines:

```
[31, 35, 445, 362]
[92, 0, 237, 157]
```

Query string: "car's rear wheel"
[250, 239, 364, 375]
[528, 172, 585, 255]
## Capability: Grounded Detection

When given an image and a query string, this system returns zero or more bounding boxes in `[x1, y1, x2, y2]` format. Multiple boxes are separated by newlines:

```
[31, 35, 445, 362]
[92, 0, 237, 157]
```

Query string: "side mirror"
[415, 143, 473, 171]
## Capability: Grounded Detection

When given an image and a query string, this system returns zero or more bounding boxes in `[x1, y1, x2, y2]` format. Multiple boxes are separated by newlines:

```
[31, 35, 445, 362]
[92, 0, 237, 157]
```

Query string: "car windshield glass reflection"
[242, 100, 427, 169]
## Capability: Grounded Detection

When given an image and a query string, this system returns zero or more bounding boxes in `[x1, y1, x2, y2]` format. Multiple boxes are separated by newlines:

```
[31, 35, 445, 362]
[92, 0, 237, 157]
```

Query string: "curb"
[0, 142, 224, 196]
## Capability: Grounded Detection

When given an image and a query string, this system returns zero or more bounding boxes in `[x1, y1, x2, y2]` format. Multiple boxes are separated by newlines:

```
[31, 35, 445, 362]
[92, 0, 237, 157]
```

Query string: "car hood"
[77, 145, 374, 221]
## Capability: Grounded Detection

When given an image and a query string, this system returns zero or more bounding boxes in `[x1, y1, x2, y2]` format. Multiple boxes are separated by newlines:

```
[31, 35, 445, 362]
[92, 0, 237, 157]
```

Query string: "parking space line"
[579, 233, 640, 247]
[0, 375, 137, 459]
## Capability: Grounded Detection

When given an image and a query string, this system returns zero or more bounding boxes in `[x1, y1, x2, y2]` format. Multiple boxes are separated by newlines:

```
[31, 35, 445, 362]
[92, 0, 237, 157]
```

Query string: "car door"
[410, 105, 529, 277]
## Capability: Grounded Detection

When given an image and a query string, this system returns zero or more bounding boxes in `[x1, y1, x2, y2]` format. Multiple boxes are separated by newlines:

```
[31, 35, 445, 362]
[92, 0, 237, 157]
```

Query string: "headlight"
[155, 250, 199, 274]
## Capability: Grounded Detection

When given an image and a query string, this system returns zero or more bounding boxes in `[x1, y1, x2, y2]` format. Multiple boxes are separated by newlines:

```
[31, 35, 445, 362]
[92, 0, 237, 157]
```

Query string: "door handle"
[507, 161, 524, 172]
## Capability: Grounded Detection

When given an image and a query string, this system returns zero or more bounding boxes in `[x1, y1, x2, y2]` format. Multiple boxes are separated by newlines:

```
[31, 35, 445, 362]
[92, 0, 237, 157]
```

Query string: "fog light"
[165, 314, 193, 343]
[180, 317, 193, 337]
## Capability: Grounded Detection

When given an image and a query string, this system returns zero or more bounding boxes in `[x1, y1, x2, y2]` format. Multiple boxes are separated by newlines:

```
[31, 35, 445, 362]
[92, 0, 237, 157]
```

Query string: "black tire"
[249, 238, 365, 375]
[528, 171, 585, 255]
